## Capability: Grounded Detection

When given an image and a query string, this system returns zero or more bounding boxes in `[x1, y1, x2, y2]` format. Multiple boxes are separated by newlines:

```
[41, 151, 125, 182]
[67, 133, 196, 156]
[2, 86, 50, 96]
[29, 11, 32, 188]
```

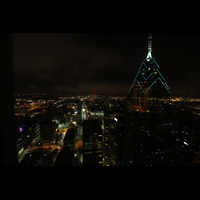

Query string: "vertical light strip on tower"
[146, 33, 153, 61]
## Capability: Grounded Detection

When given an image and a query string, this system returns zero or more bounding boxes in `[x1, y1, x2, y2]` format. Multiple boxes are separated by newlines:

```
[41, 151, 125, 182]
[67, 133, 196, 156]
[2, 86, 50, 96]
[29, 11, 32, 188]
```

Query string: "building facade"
[103, 110, 124, 166]
[124, 33, 173, 166]
[82, 120, 103, 166]
[81, 101, 87, 122]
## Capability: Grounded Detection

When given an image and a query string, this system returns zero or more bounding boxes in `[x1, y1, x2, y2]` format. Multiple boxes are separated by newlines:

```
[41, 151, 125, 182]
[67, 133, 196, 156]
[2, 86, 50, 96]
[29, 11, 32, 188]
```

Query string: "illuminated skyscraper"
[124, 33, 173, 166]
[81, 101, 86, 122]
[128, 33, 171, 104]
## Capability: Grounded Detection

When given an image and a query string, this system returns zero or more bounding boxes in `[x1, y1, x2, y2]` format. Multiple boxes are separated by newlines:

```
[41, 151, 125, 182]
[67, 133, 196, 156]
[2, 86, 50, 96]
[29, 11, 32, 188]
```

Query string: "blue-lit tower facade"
[124, 33, 173, 166]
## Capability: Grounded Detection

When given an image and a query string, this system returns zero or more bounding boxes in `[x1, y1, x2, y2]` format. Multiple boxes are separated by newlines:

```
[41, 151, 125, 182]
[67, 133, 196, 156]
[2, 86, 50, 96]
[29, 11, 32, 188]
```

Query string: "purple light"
[19, 127, 23, 132]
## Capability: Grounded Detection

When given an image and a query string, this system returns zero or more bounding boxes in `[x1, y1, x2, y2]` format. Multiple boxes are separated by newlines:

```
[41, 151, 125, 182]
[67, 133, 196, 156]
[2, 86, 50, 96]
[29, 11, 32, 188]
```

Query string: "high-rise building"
[15, 119, 40, 162]
[124, 33, 173, 166]
[169, 101, 200, 165]
[103, 100, 125, 166]
[82, 120, 103, 166]
[81, 101, 87, 122]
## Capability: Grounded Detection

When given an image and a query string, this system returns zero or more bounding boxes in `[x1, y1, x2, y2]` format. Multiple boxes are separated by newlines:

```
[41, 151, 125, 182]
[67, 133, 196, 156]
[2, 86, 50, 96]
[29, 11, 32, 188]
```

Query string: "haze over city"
[13, 33, 200, 97]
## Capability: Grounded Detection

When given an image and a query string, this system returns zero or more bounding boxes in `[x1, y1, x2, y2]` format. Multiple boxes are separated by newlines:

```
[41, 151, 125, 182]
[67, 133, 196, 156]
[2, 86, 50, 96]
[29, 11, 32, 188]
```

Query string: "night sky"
[13, 33, 200, 97]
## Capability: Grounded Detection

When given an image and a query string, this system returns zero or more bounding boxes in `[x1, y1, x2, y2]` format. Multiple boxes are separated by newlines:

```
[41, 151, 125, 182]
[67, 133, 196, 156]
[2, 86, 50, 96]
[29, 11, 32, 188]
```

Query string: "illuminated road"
[26, 128, 68, 166]
[20, 121, 78, 166]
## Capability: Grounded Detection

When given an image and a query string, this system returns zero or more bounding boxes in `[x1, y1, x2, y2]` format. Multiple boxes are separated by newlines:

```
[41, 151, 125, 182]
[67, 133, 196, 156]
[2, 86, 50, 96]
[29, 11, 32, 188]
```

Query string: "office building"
[16, 119, 40, 155]
[81, 101, 87, 122]
[64, 128, 76, 152]
[102, 98, 125, 165]
[169, 101, 199, 165]
[104, 110, 124, 166]
[124, 33, 173, 166]
[55, 128, 75, 166]
[82, 120, 103, 166]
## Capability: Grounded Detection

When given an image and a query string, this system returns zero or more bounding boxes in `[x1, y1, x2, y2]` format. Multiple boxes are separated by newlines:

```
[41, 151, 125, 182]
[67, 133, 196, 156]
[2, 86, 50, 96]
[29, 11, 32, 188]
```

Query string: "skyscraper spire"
[128, 33, 170, 95]
[146, 33, 153, 61]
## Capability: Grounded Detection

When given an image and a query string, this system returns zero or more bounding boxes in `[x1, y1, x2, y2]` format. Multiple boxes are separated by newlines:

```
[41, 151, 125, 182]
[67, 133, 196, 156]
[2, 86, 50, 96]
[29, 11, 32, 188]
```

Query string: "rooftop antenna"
[146, 33, 153, 61]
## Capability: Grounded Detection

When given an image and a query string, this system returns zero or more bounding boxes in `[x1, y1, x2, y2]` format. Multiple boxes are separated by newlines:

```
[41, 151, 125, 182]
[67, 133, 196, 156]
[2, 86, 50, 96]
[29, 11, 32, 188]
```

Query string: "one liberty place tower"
[124, 33, 173, 166]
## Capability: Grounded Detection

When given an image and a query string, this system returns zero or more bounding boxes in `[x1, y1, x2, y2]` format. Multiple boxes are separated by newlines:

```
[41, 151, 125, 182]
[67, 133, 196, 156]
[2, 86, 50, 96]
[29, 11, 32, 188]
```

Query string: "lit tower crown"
[128, 33, 171, 103]
[146, 33, 153, 62]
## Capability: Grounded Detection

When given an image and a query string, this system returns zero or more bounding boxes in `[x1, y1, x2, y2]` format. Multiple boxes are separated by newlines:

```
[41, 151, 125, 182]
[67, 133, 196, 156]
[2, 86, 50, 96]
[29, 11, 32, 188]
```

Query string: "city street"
[23, 129, 68, 166]
[18, 102, 79, 166]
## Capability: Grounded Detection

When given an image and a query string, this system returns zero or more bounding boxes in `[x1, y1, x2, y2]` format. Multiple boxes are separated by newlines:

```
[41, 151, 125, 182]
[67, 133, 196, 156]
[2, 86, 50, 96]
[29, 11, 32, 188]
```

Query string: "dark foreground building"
[83, 120, 103, 166]
[54, 147, 74, 166]
[104, 110, 124, 166]
[124, 33, 173, 166]
[54, 128, 75, 166]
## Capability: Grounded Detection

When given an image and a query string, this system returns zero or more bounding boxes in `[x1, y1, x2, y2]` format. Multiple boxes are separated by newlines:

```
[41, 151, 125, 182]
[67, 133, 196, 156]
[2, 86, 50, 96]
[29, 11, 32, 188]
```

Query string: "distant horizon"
[14, 92, 200, 99]
[13, 33, 200, 99]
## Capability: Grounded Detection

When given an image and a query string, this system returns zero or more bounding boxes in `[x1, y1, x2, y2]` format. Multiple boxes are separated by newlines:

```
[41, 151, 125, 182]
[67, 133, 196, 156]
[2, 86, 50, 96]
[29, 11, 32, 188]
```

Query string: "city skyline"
[13, 33, 200, 97]
[3, 33, 200, 166]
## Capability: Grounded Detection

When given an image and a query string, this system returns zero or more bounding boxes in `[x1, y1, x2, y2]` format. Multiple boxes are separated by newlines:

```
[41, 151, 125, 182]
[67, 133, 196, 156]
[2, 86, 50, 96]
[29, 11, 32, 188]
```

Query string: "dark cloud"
[13, 33, 200, 97]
